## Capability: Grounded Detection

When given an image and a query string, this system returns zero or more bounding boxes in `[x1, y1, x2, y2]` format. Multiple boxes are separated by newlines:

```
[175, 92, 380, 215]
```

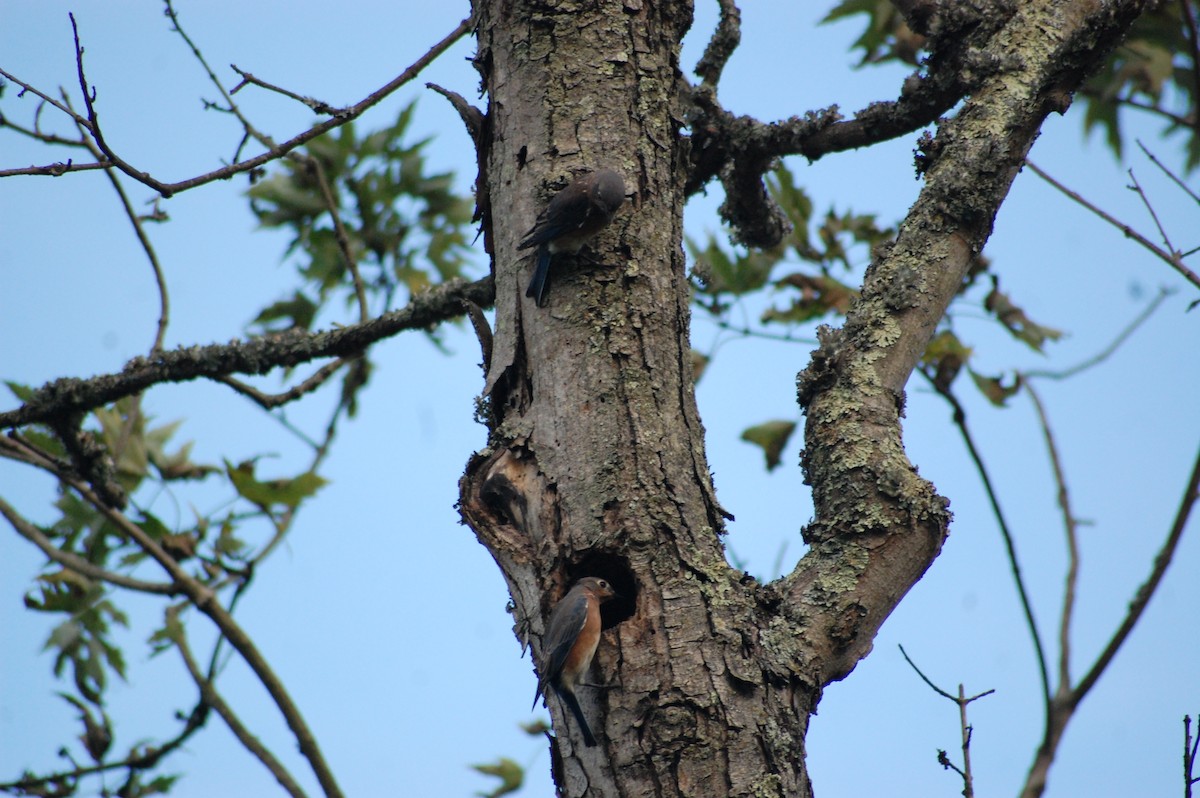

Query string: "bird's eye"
[598, 580, 608, 588]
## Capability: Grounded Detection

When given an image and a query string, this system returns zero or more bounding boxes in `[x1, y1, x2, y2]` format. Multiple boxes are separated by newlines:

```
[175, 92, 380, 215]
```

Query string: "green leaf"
[921, 330, 973, 392]
[969, 369, 1023, 407]
[225, 460, 329, 509]
[252, 292, 318, 332]
[148, 603, 187, 656]
[471, 757, 524, 798]
[741, 420, 797, 471]
[984, 280, 1064, 352]
[763, 273, 858, 324]
[5, 380, 35, 402]
[821, 0, 923, 66]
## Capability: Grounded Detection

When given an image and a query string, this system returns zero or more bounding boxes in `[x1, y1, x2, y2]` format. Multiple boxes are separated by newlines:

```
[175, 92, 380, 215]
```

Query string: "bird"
[519, 169, 627, 307]
[531, 576, 619, 747]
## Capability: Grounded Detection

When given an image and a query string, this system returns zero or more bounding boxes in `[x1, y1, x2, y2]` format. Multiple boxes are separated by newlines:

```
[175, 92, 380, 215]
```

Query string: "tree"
[2, 1, 1198, 797]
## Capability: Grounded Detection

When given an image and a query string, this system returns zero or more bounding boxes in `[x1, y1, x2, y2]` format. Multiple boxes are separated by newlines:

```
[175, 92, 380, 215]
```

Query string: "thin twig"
[1186, 713, 1200, 797]
[44, 13, 473, 197]
[0, 701, 209, 792]
[1024, 383, 1079, 693]
[1024, 287, 1172, 380]
[161, 0, 278, 154]
[922, 372, 1052, 712]
[1188, 715, 1198, 798]
[0, 66, 87, 128]
[78, 127, 171, 355]
[1127, 168, 1177, 255]
[899, 645, 994, 798]
[304, 155, 370, 322]
[1079, 90, 1194, 129]
[899, 645, 996, 704]
[0, 160, 111, 178]
[214, 358, 349, 410]
[1025, 160, 1200, 291]
[176, 629, 308, 798]
[0, 491, 177, 595]
[230, 66, 340, 116]
[0, 112, 91, 147]
[1070, 441, 1200, 708]
[1137, 140, 1200, 206]
[958, 685, 976, 798]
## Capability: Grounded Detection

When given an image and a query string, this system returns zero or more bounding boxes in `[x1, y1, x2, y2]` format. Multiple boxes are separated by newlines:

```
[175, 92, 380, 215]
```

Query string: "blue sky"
[2, 3, 1198, 797]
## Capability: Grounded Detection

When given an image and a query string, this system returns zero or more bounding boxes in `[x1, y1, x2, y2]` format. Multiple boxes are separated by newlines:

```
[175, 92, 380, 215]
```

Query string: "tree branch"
[1024, 383, 1079, 693]
[0, 276, 495, 429]
[176, 628, 308, 798]
[1024, 286, 1172, 380]
[923, 372, 1052, 712]
[694, 0, 741, 88]
[214, 358, 351, 410]
[0, 491, 178, 595]
[1025, 160, 1200, 292]
[8, 13, 474, 198]
[1070, 441, 1200, 708]
[791, 0, 1149, 688]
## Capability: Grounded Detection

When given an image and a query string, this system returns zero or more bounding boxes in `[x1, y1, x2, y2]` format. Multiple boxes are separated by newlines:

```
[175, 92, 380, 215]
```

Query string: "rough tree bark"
[458, 1, 1147, 796]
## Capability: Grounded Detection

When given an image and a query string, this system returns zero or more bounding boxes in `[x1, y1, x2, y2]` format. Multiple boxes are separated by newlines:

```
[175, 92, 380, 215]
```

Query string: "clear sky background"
[2, 3, 1198, 797]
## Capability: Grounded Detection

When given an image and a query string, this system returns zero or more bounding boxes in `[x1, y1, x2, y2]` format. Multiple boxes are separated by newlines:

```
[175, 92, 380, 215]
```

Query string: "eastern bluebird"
[518, 169, 627, 307]
[531, 576, 619, 747]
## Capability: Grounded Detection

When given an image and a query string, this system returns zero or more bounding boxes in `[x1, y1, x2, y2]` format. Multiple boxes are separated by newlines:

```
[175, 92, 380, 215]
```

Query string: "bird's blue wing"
[519, 187, 596, 249]
[542, 590, 590, 680]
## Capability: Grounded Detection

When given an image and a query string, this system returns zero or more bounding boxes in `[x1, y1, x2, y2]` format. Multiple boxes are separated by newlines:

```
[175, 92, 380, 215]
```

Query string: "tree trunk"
[459, 1, 1146, 796]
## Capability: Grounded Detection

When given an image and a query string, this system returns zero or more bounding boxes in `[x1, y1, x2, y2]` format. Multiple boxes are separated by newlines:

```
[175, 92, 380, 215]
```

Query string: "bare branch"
[923, 371, 1052, 712]
[214, 358, 350, 410]
[1127, 168, 1177, 254]
[74, 129, 171, 355]
[0, 66, 91, 130]
[1070, 441, 1200, 708]
[176, 628, 308, 798]
[13, 13, 473, 198]
[1137, 140, 1200, 206]
[694, 0, 741, 87]
[1024, 287, 1173, 380]
[425, 82, 484, 142]
[162, 0, 277, 153]
[900, 646, 993, 798]
[1187, 714, 1199, 797]
[1024, 383, 1079, 693]
[0, 491, 178, 595]
[0, 275, 495, 429]
[899, 645, 996, 704]
[0, 159, 111, 178]
[230, 65, 339, 116]
[462, 300, 493, 375]
[1025, 160, 1200, 292]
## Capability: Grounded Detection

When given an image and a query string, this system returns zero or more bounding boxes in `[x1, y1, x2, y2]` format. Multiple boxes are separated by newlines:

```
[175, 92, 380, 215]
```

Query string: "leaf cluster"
[247, 101, 475, 332]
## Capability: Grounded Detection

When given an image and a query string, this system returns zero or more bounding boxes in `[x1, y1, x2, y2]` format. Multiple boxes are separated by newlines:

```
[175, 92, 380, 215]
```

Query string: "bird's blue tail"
[525, 245, 552, 307]
[557, 688, 597, 747]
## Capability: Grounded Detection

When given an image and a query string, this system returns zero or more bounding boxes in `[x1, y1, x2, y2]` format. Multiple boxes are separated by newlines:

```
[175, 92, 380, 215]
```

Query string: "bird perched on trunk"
[519, 169, 627, 307]
[531, 577, 619, 747]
